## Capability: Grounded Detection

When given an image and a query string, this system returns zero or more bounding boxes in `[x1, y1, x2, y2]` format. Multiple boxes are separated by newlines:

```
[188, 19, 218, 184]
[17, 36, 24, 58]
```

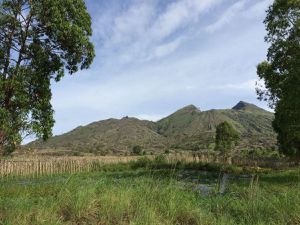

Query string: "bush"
[99, 151, 108, 156]
[132, 145, 142, 155]
[72, 151, 81, 157]
[131, 157, 151, 169]
[154, 154, 167, 164]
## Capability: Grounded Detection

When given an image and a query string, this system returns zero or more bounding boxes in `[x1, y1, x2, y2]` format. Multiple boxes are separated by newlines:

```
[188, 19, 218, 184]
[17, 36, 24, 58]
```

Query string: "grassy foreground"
[0, 162, 299, 225]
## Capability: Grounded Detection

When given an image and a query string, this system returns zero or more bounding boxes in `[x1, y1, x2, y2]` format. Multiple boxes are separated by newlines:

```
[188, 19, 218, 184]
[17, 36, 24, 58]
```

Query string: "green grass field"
[0, 161, 299, 225]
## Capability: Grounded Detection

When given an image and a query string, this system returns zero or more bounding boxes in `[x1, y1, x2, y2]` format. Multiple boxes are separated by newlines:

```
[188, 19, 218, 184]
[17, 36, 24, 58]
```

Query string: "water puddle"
[175, 170, 253, 196]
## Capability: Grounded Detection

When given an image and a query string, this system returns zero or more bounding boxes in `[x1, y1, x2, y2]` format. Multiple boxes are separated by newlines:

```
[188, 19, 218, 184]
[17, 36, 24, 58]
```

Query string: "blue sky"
[50, 0, 273, 136]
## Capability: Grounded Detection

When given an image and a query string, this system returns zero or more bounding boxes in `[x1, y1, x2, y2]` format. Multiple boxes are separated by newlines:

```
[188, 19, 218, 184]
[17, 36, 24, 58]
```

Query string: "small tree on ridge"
[215, 121, 239, 163]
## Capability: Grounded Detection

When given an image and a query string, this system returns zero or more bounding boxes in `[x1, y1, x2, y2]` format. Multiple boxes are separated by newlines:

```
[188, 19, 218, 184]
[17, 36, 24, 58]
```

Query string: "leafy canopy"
[257, 0, 300, 159]
[0, 0, 95, 154]
[214, 121, 239, 155]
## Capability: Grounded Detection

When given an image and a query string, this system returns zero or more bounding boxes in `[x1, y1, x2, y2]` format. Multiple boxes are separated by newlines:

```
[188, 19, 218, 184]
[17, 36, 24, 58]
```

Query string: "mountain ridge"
[28, 101, 276, 155]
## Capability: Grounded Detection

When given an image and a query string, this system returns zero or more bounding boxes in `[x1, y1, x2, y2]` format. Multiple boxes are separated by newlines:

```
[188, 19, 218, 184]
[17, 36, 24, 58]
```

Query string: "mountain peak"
[232, 101, 266, 113]
[232, 101, 252, 110]
[178, 104, 201, 113]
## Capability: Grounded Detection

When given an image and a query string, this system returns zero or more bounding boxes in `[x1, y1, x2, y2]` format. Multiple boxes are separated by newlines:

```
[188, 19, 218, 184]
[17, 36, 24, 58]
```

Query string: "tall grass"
[0, 167, 299, 225]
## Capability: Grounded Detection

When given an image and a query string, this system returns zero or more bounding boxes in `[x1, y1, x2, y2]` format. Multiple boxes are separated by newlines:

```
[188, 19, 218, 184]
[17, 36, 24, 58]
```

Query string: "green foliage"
[71, 151, 82, 157]
[247, 149, 281, 159]
[257, 0, 300, 159]
[131, 156, 151, 169]
[0, 0, 95, 154]
[215, 121, 240, 155]
[154, 154, 167, 164]
[132, 145, 142, 155]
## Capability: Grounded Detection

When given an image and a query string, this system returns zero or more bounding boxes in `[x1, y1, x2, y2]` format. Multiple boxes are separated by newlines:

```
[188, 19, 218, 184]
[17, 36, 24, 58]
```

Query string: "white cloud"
[110, 3, 154, 46]
[208, 79, 257, 91]
[146, 37, 184, 61]
[206, 0, 247, 33]
[149, 0, 221, 40]
[93, 0, 224, 63]
[206, 0, 272, 33]
[243, 0, 273, 19]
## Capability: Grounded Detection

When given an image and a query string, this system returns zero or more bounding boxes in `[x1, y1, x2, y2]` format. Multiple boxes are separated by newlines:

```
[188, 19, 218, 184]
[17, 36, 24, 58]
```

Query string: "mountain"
[28, 101, 276, 155]
[157, 101, 275, 151]
[29, 117, 167, 155]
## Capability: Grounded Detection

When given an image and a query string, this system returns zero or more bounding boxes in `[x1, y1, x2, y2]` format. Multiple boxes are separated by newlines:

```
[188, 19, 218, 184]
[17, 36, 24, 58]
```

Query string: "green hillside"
[157, 102, 275, 151]
[29, 117, 167, 155]
[28, 101, 276, 155]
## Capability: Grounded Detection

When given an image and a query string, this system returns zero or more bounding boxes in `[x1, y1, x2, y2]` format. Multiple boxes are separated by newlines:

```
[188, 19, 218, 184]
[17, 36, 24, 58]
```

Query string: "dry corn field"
[0, 154, 200, 177]
[0, 156, 140, 178]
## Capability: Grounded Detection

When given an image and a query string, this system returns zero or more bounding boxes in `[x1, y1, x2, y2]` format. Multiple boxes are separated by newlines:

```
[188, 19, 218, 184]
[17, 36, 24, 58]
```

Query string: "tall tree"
[215, 121, 239, 163]
[0, 0, 95, 154]
[257, 0, 300, 160]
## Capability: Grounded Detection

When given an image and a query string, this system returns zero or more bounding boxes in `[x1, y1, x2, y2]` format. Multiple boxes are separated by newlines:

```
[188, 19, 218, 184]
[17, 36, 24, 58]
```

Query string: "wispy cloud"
[206, 0, 272, 33]
[92, 0, 224, 64]
[207, 79, 257, 91]
[148, 0, 223, 41]
[206, 0, 247, 33]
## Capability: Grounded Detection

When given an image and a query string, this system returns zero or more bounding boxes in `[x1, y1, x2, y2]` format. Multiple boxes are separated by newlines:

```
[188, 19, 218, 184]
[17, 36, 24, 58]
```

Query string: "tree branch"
[15, 4, 32, 75]
[2, 14, 18, 80]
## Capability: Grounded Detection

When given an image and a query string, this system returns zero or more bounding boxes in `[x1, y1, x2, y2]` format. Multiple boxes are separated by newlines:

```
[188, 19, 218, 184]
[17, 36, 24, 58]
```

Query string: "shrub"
[132, 145, 142, 155]
[72, 151, 81, 157]
[131, 157, 151, 169]
[154, 154, 167, 164]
